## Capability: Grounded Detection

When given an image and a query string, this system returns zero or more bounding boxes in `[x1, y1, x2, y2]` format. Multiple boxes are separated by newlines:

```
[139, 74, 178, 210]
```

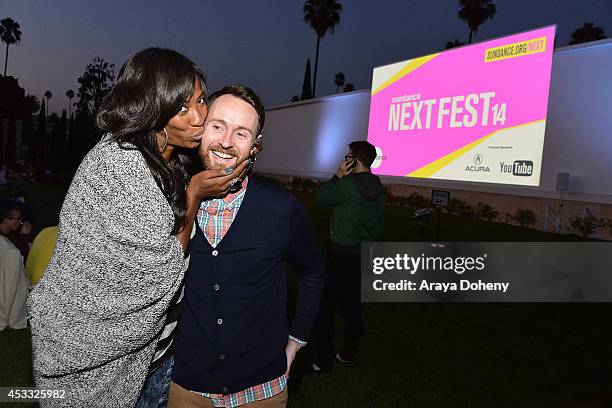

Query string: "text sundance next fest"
[388, 92, 508, 132]
[370, 253, 510, 293]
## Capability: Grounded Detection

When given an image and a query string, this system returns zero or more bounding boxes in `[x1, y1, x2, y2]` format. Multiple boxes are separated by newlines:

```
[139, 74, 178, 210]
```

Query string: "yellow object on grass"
[25, 226, 58, 285]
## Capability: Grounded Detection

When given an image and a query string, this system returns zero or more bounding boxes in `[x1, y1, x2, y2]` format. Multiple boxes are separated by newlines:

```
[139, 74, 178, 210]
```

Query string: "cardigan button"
[217, 318, 223, 325]
[221, 386, 228, 394]
[219, 354, 226, 360]
[213, 284, 220, 291]
[212, 250, 219, 256]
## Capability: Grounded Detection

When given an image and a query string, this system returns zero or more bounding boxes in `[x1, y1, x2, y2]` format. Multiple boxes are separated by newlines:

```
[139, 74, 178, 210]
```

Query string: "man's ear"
[251, 135, 263, 156]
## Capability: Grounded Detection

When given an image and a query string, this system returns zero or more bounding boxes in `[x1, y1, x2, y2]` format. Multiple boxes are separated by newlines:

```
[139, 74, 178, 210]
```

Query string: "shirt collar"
[222, 176, 248, 206]
[201, 176, 249, 210]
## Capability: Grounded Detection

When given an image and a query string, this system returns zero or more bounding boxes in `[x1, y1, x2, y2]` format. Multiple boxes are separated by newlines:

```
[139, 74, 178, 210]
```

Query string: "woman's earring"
[160, 128, 169, 151]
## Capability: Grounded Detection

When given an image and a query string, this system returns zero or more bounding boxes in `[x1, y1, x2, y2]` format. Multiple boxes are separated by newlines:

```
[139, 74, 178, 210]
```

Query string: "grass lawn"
[1, 182, 611, 407]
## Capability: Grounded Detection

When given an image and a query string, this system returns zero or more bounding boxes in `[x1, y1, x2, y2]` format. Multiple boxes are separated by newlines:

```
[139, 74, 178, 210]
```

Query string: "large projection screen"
[367, 25, 556, 186]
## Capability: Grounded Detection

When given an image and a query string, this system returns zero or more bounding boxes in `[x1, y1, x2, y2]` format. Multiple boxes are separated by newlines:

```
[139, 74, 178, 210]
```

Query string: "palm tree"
[66, 89, 75, 117]
[303, 0, 342, 97]
[458, 0, 496, 44]
[0, 18, 22, 77]
[301, 59, 313, 100]
[334, 72, 345, 93]
[569, 22, 607, 45]
[25, 94, 40, 115]
[444, 39, 466, 49]
[44, 90, 52, 118]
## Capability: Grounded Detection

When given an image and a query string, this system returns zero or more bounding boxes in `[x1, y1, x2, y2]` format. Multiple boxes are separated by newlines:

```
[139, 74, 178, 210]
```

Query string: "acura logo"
[473, 154, 483, 165]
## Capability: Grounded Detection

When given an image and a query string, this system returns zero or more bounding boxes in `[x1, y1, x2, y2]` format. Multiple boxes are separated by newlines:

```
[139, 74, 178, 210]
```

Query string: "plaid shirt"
[196, 177, 249, 248]
[194, 177, 304, 407]
[198, 376, 287, 408]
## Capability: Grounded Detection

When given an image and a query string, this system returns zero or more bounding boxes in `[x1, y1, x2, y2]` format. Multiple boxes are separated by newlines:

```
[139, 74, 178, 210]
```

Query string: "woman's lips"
[191, 129, 205, 141]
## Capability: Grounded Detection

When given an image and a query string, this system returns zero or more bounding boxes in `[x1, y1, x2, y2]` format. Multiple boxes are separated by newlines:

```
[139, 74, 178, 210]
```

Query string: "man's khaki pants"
[168, 381, 288, 408]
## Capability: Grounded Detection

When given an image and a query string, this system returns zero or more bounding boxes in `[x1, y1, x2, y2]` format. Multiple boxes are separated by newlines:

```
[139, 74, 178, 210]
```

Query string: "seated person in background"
[0, 199, 30, 331]
[25, 226, 59, 285]
[7, 201, 32, 258]
[0, 164, 7, 185]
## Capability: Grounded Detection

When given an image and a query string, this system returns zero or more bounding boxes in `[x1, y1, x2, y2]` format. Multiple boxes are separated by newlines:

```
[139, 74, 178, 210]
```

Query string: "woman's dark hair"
[96, 47, 206, 234]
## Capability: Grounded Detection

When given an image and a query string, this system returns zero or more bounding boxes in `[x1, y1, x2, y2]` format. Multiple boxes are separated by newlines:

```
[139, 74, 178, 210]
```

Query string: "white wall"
[257, 39, 612, 204]
[540, 39, 612, 202]
[258, 91, 372, 177]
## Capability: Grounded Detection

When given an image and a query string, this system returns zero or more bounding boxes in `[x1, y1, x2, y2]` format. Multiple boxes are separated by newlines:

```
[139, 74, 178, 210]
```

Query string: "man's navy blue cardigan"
[172, 179, 325, 394]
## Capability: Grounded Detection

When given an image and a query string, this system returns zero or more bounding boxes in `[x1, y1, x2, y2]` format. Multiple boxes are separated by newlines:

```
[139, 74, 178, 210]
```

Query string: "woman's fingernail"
[224, 167, 233, 174]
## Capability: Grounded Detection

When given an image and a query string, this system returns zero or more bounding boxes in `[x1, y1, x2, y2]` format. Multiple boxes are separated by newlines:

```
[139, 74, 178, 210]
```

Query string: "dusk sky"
[2, 0, 611, 115]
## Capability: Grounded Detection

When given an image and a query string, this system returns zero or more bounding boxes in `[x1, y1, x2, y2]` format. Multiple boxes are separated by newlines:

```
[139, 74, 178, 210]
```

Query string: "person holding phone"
[345, 155, 358, 172]
[310, 141, 385, 374]
[27, 48, 249, 407]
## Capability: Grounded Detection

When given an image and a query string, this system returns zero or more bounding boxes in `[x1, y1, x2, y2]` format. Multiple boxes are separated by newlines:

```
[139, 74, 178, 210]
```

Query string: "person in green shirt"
[311, 140, 385, 373]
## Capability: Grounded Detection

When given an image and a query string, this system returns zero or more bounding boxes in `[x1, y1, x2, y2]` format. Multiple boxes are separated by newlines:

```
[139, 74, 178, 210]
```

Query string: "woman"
[28, 48, 247, 407]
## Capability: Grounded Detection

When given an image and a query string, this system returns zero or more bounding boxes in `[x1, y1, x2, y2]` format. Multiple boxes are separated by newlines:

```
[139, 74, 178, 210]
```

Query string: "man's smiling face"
[199, 94, 258, 170]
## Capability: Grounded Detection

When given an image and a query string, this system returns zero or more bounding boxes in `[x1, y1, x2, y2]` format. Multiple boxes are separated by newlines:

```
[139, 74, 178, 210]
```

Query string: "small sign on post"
[431, 190, 450, 207]
[430, 190, 450, 246]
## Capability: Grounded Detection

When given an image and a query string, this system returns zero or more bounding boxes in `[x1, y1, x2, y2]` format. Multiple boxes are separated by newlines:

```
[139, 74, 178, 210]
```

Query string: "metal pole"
[559, 190, 565, 231]
[436, 206, 441, 242]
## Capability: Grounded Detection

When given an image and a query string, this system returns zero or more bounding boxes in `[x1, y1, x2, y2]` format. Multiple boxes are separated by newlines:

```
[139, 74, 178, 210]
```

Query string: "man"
[168, 85, 325, 408]
[8, 211, 32, 258]
[0, 199, 30, 331]
[311, 141, 385, 373]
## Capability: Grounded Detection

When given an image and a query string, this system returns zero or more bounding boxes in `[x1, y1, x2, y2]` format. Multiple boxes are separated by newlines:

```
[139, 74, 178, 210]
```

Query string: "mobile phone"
[347, 159, 357, 171]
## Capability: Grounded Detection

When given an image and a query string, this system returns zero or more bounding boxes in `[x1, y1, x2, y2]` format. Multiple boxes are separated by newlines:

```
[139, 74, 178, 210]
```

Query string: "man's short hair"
[207, 85, 265, 136]
[0, 199, 21, 221]
[349, 141, 377, 168]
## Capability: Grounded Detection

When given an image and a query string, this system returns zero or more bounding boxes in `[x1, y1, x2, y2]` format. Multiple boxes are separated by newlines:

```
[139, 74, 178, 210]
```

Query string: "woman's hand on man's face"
[187, 157, 250, 201]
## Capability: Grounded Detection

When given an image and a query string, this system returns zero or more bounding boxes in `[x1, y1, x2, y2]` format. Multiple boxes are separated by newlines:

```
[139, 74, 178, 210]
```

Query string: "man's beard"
[199, 144, 241, 170]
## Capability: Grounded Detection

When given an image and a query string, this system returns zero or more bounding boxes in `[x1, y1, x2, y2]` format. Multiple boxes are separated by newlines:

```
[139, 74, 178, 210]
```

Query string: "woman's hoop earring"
[160, 128, 168, 151]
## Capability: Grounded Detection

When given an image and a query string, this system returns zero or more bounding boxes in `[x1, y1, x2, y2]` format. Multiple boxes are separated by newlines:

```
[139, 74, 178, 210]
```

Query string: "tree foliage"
[301, 58, 313, 100]
[475, 202, 498, 222]
[0, 18, 22, 76]
[444, 39, 466, 49]
[303, 0, 342, 97]
[334, 72, 345, 93]
[343, 82, 354, 92]
[76, 57, 115, 115]
[458, 0, 496, 43]
[569, 22, 607, 45]
[570, 215, 605, 237]
[0, 76, 37, 119]
[510, 208, 536, 228]
[66, 89, 75, 117]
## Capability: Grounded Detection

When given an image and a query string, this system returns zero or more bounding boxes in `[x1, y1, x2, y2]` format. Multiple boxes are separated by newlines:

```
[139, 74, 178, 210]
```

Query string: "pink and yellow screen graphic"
[367, 26, 555, 186]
